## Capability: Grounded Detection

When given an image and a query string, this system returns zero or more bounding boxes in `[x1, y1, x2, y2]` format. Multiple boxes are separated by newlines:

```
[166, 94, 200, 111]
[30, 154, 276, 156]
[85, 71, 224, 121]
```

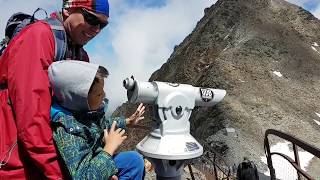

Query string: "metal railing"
[264, 129, 320, 180]
[193, 139, 234, 180]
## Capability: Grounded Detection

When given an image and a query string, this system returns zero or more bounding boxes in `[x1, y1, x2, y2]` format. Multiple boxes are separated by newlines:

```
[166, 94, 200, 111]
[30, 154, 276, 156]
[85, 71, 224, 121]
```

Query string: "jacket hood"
[48, 60, 99, 111]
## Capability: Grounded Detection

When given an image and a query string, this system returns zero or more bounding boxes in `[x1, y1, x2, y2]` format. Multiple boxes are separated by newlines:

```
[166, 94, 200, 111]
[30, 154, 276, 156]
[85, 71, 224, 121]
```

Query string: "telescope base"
[147, 158, 185, 180]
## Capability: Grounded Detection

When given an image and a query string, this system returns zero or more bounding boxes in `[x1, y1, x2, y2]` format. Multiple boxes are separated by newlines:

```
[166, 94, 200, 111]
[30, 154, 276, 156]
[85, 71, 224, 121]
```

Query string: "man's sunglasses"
[80, 8, 108, 29]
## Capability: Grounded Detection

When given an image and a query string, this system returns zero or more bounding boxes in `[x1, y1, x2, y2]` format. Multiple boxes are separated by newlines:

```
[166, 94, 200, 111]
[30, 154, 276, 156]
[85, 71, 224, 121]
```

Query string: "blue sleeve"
[52, 121, 118, 179]
[102, 116, 126, 130]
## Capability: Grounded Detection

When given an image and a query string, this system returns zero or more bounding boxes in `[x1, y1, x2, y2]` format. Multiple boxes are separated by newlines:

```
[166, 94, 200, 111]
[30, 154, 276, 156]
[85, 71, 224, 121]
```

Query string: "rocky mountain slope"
[114, 0, 320, 177]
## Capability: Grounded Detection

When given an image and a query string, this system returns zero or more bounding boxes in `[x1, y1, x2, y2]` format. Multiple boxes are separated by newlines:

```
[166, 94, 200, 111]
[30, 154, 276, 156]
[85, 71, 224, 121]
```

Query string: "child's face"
[88, 78, 105, 110]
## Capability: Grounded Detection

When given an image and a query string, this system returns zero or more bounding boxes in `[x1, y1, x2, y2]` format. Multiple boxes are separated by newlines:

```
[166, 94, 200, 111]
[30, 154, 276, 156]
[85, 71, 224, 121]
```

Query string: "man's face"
[88, 78, 106, 110]
[63, 8, 108, 45]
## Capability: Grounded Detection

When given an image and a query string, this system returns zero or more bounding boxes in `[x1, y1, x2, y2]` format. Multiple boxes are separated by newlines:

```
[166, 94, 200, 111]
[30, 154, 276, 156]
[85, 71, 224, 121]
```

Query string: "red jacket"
[0, 19, 88, 179]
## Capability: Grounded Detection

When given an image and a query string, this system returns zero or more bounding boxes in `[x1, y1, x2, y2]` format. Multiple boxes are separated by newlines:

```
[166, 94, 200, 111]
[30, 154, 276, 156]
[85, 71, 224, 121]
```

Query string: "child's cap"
[48, 60, 99, 111]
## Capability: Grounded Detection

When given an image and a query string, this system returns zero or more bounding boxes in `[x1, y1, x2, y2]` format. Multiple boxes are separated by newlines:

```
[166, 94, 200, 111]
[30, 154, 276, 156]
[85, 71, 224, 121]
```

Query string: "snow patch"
[273, 71, 283, 77]
[313, 42, 319, 47]
[311, 46, 320, 54]
[261, 142, 314, 180]
[316, 112, 320, 118]
[224, 34, 230, 40]
[314, 119, 320, 126]
[222, 46, 228, 52]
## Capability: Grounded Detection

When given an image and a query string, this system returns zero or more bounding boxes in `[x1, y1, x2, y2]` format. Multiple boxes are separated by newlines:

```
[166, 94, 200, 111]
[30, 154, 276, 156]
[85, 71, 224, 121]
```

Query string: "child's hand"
[110, 175, 118, 180]
[126, 103, 145, 126]
[103, 121, 127, 156]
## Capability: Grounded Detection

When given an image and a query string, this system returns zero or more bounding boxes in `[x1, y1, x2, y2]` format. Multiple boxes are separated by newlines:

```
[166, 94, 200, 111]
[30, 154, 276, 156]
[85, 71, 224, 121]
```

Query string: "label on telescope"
[167, 82, 179, 87]
[200, 88, 213, 102]
[186, 142, 199, 151]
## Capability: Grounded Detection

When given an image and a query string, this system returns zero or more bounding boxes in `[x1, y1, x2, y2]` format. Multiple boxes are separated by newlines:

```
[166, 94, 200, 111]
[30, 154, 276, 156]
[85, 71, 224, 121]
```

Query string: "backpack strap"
[0, 18, 66, 89]
[45, 18, 67, 61]
[0, 12, 67, 170]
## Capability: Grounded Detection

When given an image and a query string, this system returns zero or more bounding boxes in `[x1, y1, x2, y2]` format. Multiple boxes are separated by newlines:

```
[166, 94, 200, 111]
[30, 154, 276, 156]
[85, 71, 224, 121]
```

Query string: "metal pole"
[293, 144, 301, 180]
[265, 135, 276, 180]
[213, 153, 218, 179]
[188, 164, 195, 180]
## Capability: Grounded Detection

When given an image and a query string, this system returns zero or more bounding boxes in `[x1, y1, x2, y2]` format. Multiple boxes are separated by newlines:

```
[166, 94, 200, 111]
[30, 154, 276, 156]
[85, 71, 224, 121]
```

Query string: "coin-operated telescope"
[123, 76, 226, 180]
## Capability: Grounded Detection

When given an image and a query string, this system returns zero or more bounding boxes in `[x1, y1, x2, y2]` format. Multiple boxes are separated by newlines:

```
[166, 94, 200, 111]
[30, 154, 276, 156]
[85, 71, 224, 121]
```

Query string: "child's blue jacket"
[50, 102, 126, 180]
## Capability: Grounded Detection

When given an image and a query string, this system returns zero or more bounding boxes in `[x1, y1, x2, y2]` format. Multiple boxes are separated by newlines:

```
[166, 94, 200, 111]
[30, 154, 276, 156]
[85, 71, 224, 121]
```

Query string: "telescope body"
[123, 77, 226, 179]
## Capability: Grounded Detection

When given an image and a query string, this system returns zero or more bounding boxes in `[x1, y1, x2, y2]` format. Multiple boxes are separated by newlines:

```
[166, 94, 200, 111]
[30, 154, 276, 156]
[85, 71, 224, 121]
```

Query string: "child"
[48, 60, 145, 180]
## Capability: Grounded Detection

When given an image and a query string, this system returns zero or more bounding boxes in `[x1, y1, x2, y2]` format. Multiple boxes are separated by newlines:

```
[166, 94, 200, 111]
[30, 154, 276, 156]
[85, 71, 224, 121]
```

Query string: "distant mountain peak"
[117, 0, 320, 176]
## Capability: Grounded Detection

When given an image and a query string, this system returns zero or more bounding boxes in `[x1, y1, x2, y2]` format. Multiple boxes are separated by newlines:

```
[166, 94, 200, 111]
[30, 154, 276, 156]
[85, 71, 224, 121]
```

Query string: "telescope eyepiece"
[175, 106, 182, 116]
[123, 77, 135, 90]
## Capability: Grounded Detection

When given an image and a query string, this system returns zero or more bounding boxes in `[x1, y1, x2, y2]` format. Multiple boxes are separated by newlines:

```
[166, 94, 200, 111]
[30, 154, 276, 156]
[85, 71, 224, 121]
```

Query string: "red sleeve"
[6, 21, 62, 179]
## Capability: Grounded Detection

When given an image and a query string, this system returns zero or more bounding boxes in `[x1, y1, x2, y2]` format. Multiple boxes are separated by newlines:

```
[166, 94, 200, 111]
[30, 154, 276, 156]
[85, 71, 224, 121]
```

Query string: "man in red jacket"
[0, 0, 109, 179]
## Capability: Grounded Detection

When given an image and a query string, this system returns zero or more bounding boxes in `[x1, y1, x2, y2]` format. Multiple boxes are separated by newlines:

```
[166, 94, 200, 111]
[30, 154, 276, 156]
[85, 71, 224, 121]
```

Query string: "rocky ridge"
[114, 0, 320, 178]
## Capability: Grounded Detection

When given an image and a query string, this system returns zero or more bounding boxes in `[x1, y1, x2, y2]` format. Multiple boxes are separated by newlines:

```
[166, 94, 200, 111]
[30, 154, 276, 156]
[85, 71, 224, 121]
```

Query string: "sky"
[0, 0, 319, 114]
